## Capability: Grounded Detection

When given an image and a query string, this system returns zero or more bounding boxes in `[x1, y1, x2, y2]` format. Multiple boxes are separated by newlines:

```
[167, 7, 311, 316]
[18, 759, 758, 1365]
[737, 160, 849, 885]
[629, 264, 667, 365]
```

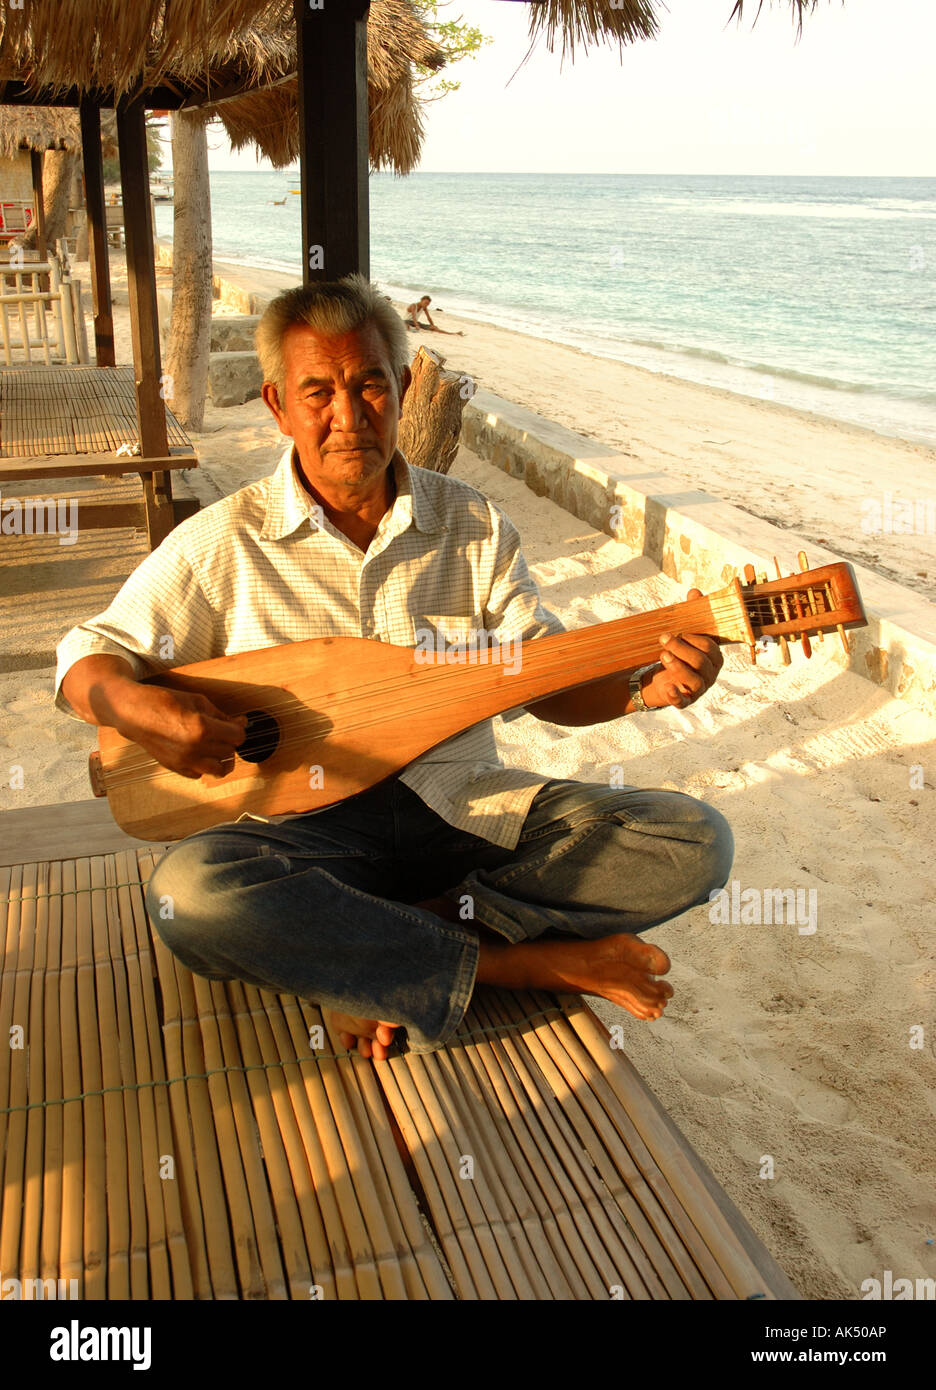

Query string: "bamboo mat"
[0, 848, 798, 1301]
[0, 366, 193, 459]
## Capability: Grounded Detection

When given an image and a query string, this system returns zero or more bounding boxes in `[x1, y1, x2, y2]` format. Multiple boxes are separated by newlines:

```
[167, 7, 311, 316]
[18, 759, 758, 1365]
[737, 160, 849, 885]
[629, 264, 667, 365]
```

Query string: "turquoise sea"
[155, 172, 936, 445]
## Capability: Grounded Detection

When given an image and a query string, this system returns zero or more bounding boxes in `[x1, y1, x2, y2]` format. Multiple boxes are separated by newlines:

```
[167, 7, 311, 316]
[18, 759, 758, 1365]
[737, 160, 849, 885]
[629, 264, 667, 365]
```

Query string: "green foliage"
[411, 0, 492, 100]
[100, 113, 165, 183]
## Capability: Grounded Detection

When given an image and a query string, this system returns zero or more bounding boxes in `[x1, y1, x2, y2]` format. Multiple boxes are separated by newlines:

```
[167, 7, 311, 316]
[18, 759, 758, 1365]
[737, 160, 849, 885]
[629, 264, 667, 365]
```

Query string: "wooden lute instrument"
[89, 558, 866, 841]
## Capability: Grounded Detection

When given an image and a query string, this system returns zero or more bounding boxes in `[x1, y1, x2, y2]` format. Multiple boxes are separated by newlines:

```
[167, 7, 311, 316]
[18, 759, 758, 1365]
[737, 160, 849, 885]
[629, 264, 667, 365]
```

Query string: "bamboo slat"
[0, 864, 31, 1280]
[57, 858, 85, 1292]
[0, 847, 797, 1301]
[467, 990, 639, 1299]
[137, 851, 223, 1298]
[0, 366, 196, 461]
[440, 1024, 580, 1299]
[450, 1001, 600, 1297]
[39, 862, 65, 1289]
[196, 975, 289, 1298]
[87, 856, 133, 1299]
[118, 852, 194, 1298]
[228, 984, 341, 1300]
[489, 989, 703, 1298]
[556, 993, 786, 1300]
[74, 857, 109, 1298]
[525, 990, 734, 1298]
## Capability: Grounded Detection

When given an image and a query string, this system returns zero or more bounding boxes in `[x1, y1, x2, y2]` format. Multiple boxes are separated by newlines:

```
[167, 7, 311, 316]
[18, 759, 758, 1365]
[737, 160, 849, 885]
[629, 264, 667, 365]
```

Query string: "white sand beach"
[1, 254, 934, 1300]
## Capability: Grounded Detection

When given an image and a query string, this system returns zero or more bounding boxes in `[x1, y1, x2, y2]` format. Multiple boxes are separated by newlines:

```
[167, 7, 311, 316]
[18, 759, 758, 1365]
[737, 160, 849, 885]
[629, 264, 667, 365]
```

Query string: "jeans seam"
[405, 932, 479, 1053]
[490, 819, 606, 888]
[317, 870, 478, 946]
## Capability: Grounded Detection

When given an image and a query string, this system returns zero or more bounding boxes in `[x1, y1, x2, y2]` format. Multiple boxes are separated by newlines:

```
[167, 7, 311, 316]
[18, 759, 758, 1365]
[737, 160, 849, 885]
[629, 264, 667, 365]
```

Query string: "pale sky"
[206, 0, 935, 176]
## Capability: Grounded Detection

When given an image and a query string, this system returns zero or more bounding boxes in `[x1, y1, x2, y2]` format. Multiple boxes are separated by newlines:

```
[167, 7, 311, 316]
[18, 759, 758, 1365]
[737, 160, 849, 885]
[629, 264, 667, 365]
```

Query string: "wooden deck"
[0, 365, 197, 547]
[0, 812, 800, 1301]
[0, 365, 194, 460]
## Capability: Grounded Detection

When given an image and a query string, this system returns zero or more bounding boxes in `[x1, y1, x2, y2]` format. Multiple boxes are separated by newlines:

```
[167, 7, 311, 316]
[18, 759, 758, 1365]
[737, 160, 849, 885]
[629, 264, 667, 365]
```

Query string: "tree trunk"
[73, 165, 89, 260]
[164, 110, 212, 430]
[397, 346, 472, 474]
[41, 148, 79, 252]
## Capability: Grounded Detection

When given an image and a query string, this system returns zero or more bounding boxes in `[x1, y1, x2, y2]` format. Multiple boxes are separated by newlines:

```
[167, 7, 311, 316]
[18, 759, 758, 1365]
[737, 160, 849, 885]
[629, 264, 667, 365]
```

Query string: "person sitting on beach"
[55, 275, 732, 1061]
[405, 294, 464, 335]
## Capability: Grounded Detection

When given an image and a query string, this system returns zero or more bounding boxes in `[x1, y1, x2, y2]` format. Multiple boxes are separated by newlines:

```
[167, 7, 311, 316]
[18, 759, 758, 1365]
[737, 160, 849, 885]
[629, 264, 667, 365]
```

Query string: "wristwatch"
[628, 664, 661, 713]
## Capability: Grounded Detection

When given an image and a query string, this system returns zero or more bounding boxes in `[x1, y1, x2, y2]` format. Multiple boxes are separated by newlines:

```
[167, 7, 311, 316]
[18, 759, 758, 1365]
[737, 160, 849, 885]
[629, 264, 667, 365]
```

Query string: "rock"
[207, 351, 264, 408]
[209, 314, 261, 353]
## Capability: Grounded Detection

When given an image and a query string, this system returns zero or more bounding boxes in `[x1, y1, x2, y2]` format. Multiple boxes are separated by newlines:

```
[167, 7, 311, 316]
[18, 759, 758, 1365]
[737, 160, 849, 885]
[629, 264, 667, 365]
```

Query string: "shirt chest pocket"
[413, 611, 487, 653]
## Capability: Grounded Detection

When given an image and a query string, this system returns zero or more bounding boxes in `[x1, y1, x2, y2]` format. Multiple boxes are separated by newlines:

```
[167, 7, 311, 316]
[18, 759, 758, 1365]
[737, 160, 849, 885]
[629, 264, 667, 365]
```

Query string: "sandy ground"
[1, 256, 935, 1301]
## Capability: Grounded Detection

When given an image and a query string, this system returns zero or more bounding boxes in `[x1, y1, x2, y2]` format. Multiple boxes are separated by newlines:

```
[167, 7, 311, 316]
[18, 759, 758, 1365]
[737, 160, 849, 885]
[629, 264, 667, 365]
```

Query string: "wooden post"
[116, 99, 174, 549]
[294, 0, 370, 284]
[79, 98, 115, 367]
[29, 150, 47, 261]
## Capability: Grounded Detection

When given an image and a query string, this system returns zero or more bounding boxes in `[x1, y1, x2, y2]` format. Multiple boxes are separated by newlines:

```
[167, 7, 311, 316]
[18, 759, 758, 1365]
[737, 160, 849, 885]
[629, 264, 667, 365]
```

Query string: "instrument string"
[102, 597, 746, 784]
[102, 593, 839, 792]
[105, 594, 766, 780]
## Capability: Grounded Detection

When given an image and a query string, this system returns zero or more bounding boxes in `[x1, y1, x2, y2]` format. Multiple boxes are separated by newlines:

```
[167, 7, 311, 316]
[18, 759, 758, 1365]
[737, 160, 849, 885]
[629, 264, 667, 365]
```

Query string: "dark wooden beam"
[115, 99, 174, 548]
[0, 72, 277, 111]
[29, 151, 47, 260]
[180, 68, 297, 112]
[295, 0, 370, 284]
[79, 99, 115, 367]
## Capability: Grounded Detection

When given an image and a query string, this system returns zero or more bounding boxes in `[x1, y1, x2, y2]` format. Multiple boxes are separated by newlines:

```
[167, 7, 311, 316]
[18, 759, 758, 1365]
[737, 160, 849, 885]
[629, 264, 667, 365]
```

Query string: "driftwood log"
[397, 345, 472, 475]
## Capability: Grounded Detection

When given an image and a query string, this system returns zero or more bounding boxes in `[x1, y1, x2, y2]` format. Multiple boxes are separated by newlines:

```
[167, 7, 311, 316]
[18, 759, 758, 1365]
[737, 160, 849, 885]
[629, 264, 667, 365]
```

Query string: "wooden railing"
[0, 253, 89, 365]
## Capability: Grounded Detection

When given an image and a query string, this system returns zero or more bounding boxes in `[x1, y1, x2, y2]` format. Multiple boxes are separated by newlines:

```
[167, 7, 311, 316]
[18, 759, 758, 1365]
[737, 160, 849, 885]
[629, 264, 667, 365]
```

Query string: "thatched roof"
[0, 105, 79, 158]
[524, 1, 659, 62]
[211, 1, 447, 173]
[0, 0, 446, 175]
[521, 0, 834, 62]
[0, 1, 839, 172]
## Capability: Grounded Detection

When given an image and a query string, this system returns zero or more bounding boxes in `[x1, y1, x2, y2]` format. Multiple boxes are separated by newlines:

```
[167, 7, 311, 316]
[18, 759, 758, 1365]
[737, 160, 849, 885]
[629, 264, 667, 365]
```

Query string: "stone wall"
[462, 388, 936, 721]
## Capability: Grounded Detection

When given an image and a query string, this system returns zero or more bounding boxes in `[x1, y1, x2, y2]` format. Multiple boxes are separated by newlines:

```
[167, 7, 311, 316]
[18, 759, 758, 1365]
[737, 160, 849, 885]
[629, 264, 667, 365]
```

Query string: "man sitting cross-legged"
[56, 275, 732, 1061]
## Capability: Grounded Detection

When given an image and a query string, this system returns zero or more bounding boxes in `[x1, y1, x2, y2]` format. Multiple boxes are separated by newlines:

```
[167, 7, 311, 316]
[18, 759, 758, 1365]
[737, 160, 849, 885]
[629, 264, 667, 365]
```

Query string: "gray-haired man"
[57, 275, 732, 1059]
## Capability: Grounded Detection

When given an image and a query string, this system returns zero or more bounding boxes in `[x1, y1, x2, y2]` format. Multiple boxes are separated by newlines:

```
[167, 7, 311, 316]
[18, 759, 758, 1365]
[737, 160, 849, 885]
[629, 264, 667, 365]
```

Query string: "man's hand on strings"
[642, 588, 724, 710]
[113, 683, 248, 779]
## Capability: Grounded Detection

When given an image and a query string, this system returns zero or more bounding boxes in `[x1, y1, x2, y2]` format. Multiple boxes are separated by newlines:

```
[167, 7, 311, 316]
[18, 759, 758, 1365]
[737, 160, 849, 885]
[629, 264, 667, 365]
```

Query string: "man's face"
[262, 320, 410, 493]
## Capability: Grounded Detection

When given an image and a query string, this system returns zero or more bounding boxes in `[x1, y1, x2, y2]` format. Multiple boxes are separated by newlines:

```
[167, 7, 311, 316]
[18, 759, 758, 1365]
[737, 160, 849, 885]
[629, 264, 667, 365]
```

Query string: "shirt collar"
[260, 441, 448, 542]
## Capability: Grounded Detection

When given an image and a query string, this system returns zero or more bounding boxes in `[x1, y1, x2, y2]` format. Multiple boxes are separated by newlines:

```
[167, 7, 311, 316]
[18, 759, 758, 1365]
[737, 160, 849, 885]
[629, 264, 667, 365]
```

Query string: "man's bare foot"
[477, 931, 674, 1021]
[327, 1011, 400, 1061]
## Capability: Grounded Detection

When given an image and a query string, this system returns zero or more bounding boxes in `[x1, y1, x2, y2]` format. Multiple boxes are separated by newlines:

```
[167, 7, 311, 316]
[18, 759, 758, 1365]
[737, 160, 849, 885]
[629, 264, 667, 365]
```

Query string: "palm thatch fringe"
[525, 0, 659, 62]
[729, 1, 841, 36]
[0, 105, 80, 157]
[212, 1, 440, 173]
[0, 0, 445, 102]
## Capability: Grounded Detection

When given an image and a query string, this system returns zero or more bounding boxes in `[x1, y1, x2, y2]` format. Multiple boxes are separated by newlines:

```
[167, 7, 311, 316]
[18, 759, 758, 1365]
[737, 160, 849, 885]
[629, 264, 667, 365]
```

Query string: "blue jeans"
[145, 777, 733, 1054]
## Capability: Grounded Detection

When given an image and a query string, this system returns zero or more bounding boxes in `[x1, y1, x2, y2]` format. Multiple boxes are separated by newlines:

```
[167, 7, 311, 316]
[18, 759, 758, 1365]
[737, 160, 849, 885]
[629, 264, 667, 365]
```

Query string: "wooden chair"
[0, 801, 799, 1300]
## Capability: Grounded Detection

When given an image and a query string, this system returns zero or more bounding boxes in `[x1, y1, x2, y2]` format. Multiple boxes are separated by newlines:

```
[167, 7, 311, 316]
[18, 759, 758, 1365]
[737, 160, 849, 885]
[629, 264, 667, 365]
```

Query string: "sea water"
[154, 172, 936, 445]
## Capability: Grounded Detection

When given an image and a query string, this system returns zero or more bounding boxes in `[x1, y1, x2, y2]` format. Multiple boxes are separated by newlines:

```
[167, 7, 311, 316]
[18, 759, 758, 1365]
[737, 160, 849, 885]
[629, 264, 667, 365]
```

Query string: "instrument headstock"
[736, 554, 866, 665]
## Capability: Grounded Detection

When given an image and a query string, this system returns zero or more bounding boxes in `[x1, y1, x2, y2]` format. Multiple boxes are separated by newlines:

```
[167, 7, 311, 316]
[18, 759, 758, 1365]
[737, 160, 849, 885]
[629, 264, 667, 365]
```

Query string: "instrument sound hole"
[238, 710, 280, 763]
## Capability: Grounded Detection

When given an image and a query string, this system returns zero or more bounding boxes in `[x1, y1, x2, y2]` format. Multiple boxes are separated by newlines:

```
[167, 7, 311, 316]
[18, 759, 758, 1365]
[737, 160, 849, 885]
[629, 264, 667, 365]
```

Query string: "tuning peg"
[772, 557, 792, 665]
[797, 550, 823, 643]
[741, 564, 759, 660]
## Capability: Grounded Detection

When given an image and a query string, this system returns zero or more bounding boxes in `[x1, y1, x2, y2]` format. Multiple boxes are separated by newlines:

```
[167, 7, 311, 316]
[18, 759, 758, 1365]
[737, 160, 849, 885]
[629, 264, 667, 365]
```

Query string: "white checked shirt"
[55, 444, 566, 849]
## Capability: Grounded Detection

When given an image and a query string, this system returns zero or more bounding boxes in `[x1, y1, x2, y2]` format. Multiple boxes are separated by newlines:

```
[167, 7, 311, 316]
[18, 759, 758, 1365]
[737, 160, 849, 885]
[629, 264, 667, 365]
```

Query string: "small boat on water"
[150, 175, 174, 202]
